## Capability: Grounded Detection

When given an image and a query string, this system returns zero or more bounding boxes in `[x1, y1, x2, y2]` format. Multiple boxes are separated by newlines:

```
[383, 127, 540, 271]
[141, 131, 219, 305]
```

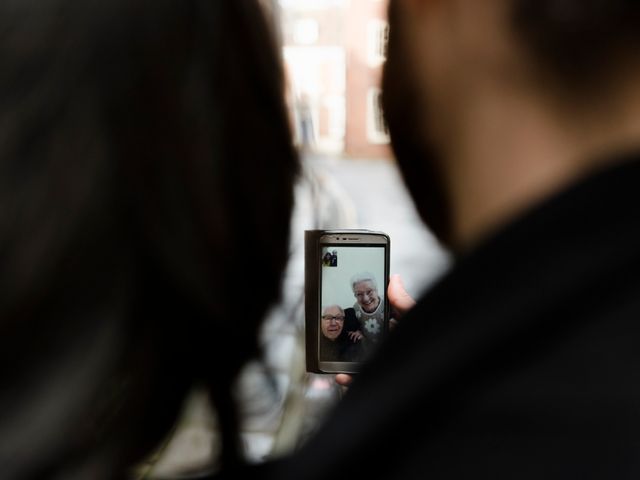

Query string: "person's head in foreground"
[0, 0, 298, 477]
[383, 0, 640, 252]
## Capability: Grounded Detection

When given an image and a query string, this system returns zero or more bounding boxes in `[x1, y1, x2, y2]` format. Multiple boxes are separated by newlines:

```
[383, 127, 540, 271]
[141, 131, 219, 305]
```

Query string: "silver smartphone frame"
[313, 230, 390, 374]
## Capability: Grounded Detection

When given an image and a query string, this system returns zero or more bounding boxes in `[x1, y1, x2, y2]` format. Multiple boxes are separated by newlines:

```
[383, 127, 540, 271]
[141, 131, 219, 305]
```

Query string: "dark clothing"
[319, 327, 363, 363]
[344, 307, 377, 362]
[343, 307, 360, 334]
[221, 154, 640, 479]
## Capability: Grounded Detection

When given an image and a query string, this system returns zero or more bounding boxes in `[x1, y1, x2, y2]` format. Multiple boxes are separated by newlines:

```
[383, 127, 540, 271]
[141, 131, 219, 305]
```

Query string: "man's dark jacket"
[240, 155, 640, 479]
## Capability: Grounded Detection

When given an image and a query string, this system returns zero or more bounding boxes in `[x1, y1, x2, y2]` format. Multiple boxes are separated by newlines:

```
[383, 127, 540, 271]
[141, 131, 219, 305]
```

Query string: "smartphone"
[305, 229, 391, 374]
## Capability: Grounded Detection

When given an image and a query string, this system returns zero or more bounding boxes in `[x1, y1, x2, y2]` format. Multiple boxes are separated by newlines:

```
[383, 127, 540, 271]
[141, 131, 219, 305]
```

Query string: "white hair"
[322, 304, 345, 315]
[350, 272, 378, 292]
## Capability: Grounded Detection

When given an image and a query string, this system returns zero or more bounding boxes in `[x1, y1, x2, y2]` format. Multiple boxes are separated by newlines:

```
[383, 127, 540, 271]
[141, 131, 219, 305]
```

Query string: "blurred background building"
[280, 0, 391, 159]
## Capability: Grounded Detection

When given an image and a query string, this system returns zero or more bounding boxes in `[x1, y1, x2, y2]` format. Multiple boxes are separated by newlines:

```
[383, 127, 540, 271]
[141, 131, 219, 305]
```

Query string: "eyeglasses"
[355, 289, 376, 300]
[321, 315, 345, 322]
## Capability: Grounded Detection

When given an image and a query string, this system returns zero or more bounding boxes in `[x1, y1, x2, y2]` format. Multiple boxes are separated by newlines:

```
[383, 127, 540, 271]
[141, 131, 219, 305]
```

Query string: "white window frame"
[366, 87, 390, 144]
[367, 20, 389, 67]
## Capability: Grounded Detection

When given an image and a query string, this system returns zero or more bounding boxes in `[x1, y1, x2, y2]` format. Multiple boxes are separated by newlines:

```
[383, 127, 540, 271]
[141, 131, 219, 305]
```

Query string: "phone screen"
[318, 244, 388, 367]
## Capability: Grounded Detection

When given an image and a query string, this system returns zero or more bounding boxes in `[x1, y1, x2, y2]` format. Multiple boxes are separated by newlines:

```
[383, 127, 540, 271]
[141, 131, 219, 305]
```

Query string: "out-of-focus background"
[137, 1, 450, 478]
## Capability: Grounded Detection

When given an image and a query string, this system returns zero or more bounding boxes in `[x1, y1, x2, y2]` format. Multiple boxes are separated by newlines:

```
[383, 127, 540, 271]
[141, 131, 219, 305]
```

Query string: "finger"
[335, 374, 353, 386]
[388, 273, 416, 317]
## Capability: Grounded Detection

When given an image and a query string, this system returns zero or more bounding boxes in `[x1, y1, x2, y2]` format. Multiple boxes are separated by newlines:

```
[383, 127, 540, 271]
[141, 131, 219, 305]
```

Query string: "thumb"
[387, 274, 416, 317]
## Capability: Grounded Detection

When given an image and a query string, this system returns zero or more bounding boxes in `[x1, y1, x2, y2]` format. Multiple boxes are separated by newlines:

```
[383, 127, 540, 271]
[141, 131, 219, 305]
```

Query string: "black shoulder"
[344, 307, 359, 331]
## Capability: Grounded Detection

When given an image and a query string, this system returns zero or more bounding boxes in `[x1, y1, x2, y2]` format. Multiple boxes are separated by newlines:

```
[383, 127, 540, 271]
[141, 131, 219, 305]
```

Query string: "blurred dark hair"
[0, 0, 298, 477]
[512, 0, 640, 89]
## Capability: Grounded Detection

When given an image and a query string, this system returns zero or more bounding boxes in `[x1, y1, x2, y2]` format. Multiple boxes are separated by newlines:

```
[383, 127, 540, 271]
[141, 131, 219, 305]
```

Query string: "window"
[293, 18, 320, 45]
[366, 87, 390, 144]
[367, 20, 389, 67]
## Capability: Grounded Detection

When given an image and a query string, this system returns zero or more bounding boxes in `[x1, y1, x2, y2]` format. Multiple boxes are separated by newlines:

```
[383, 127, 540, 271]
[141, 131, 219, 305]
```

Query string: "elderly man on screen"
[319, 305, 363, 363]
